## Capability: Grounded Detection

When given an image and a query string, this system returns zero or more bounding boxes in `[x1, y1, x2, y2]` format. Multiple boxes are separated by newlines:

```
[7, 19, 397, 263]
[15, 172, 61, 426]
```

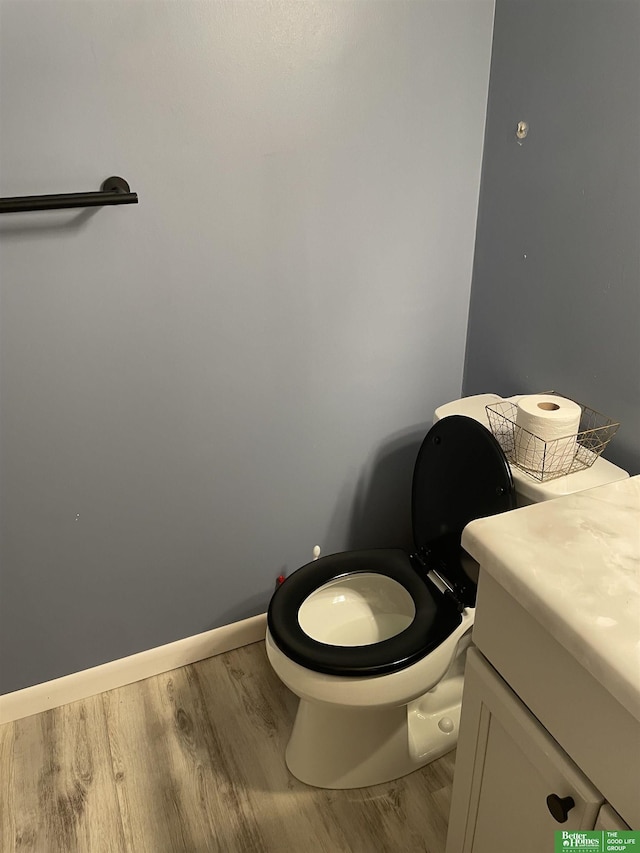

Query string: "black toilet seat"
[267, 548, 463, 677]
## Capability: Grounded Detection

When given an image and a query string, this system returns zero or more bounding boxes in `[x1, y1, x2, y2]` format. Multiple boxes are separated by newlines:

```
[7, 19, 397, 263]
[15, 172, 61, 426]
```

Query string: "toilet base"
[285, 672, 464, 789]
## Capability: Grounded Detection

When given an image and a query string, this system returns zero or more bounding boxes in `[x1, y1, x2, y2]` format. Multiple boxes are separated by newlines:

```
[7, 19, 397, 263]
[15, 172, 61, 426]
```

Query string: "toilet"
[266, 394, 629, 789]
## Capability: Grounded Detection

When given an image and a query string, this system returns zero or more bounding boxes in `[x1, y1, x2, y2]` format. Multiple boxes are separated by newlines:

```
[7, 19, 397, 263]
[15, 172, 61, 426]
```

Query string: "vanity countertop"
[462, 474, 640, 722]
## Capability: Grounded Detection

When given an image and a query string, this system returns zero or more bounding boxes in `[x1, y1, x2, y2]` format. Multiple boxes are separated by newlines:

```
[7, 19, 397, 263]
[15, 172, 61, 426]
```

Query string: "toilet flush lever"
[313, 545, 321, 561]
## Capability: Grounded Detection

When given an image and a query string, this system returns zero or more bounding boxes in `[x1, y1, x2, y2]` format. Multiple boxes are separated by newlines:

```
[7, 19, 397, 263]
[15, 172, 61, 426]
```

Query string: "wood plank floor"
[0, 641, 455, 852]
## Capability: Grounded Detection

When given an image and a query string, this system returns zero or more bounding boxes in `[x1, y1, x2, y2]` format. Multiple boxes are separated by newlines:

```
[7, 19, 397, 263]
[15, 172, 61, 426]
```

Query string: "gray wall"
[463, 0, 640, 474]
[0, 1, 494, 693]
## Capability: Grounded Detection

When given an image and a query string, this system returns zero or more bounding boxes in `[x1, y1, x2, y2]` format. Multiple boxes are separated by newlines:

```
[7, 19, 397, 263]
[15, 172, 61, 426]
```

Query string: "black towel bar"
[0, 176, 138, 214]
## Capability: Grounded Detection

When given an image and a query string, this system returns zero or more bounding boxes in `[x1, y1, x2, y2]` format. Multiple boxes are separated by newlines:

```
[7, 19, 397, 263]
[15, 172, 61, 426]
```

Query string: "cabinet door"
[594, 804, 631, 831]
[446, 649, 603, 853]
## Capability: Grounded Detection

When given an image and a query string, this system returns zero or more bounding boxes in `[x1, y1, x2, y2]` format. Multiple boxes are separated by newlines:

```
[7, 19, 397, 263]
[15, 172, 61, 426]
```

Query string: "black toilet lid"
[412, 414, 514, 551]
[411, 415, 515, 605]
[267, 549, 463, 677]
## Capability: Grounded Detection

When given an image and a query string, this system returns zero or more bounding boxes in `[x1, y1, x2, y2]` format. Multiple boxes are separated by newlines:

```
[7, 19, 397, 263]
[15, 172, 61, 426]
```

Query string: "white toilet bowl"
[266, 610, 473, 789]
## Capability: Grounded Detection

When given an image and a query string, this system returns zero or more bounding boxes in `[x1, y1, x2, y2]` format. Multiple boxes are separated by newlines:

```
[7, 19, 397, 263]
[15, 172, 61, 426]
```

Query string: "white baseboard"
[0, 613, 267, 725]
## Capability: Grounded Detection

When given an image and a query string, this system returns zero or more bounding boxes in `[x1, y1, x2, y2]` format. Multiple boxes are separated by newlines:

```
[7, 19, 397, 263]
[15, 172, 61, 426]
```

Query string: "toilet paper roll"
[514, 394, 582, 475]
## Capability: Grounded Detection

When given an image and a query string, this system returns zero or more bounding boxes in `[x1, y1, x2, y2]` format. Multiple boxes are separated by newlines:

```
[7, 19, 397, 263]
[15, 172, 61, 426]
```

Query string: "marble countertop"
[462, 475, 640, 722]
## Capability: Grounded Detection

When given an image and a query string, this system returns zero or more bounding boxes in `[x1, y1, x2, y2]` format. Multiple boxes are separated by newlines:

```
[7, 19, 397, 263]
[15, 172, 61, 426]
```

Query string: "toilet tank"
[434, 394, 629, 506]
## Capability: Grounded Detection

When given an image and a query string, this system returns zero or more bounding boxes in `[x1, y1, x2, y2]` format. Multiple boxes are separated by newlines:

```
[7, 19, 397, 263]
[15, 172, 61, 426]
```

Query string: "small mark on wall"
[516, 120, 528, 145]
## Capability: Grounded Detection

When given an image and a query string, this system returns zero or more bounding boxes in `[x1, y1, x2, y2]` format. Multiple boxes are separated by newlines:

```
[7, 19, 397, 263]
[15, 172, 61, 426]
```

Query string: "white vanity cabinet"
[445, 476, 640, 851]
[446, 649, 603, 852]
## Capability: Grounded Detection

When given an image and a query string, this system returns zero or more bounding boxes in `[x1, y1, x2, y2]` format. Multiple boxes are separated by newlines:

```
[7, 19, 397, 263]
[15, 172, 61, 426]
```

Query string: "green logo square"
[555, 831, 640, 853]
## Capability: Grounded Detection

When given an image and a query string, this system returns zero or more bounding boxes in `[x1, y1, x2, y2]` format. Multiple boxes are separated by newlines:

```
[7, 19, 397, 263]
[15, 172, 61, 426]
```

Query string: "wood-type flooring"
[0, 641, 455, 852]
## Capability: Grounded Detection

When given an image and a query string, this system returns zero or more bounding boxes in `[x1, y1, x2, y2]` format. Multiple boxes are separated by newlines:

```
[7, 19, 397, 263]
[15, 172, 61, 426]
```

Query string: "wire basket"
[485, 396, 620, 482]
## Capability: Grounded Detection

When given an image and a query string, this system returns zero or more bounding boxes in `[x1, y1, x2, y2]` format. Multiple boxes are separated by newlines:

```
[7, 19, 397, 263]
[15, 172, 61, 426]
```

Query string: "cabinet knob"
[546, 793, 575, 823]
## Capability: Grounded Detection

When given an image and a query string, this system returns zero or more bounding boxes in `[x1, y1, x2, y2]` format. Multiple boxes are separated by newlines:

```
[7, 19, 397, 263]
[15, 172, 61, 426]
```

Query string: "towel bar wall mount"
[0, 177, 138, 214]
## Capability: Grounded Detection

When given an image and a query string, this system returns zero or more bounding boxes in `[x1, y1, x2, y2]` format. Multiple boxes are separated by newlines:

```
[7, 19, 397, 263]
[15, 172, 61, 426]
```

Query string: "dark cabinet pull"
[546, 793, 575, 823]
